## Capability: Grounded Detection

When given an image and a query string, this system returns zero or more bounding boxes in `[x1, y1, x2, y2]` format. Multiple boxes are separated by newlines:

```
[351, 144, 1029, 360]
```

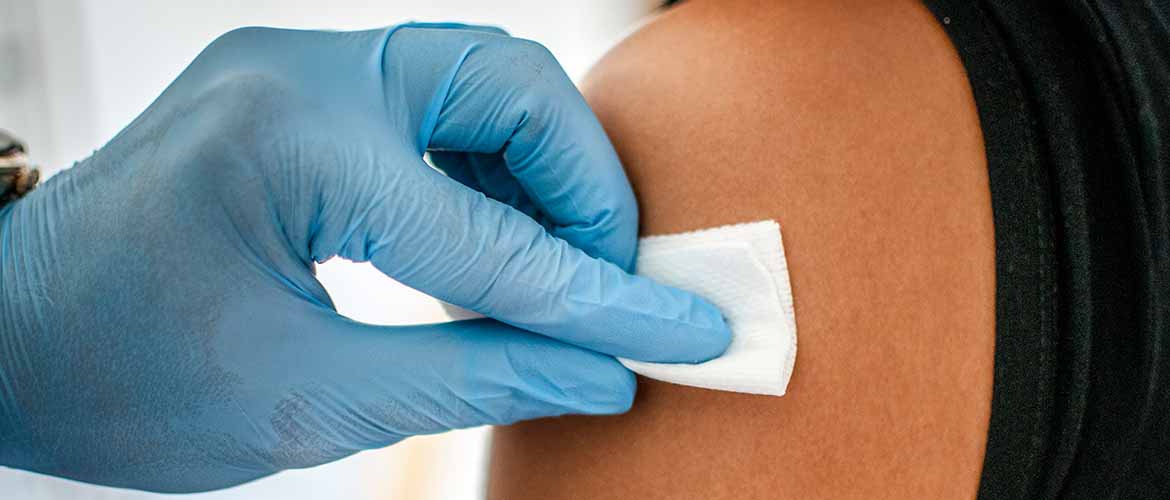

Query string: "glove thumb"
[267, 311, 635, 457]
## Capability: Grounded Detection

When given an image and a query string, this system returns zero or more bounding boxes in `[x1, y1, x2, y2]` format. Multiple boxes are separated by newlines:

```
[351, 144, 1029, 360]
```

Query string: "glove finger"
[389, 21, 509, 37]
[280, 312, 635, 451]
[344, 160, 729, 363]
[383, 25, 638, 271]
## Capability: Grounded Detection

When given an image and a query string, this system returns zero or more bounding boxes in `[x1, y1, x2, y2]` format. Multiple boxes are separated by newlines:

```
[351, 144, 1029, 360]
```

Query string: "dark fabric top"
[920, 1, 1169, 498]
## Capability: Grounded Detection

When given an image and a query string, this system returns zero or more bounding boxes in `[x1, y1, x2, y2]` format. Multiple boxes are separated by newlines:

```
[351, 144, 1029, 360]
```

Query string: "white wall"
[0, 1, 658, 498]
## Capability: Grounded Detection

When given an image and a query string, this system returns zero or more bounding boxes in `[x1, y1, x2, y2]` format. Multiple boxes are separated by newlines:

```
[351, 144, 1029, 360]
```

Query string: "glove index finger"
[417, 30, 640, 270]
[368, 165, 730, 364]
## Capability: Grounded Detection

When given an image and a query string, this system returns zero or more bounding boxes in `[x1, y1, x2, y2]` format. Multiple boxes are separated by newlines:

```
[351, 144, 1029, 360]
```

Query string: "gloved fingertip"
[676, 297, 734, 364]
[572, 362, 637, 415]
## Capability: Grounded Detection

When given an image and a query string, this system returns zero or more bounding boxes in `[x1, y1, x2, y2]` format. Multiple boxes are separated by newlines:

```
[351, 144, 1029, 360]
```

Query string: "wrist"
[0, 210, 21, 462]
[0, 236, 40, 473]
[0, 187, 38, 467]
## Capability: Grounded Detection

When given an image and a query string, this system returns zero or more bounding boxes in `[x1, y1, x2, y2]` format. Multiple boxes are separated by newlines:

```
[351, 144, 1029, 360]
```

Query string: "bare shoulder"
[490, 0, 996, 498]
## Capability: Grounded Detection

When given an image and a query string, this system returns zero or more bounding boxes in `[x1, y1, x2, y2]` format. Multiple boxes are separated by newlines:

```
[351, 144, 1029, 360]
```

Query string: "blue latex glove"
[0, 24, 730, 493]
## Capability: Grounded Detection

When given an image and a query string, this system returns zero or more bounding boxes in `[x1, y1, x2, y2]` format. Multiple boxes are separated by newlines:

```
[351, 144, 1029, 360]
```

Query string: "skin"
[487, 0, 996, 499]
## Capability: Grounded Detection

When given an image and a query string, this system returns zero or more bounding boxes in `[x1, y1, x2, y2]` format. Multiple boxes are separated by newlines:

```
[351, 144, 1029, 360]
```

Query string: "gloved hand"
[0, 24, 730, 493]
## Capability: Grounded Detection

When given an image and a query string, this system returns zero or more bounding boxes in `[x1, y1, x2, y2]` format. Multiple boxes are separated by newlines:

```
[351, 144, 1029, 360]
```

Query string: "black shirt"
[921, 1, 1169, 498]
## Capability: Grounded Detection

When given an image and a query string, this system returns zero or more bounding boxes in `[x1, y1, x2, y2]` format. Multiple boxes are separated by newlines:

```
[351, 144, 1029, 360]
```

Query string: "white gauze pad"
[620, 220, 796, 396]
[443, 220, 797, 397]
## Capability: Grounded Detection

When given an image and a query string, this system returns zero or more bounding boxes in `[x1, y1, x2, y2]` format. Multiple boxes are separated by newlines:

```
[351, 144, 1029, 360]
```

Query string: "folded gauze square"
[620, 220, 797, 396]
[445, 220, 797, 397]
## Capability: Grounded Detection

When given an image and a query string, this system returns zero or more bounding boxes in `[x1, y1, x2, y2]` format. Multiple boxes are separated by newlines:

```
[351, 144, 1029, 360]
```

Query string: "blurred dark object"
[0, 129, 40, 205]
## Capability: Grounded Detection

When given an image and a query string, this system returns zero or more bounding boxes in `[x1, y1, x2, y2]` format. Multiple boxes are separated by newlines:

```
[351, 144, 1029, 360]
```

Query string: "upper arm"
[488, 1, 996, 498]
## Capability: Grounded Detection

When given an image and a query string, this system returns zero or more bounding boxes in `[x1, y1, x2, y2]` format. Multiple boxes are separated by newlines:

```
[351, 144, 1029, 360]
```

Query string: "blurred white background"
[0, 0, 659, 498]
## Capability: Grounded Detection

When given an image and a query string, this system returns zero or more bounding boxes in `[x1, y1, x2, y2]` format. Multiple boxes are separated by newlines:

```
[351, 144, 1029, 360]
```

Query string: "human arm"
[487, 1, 997, 498]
